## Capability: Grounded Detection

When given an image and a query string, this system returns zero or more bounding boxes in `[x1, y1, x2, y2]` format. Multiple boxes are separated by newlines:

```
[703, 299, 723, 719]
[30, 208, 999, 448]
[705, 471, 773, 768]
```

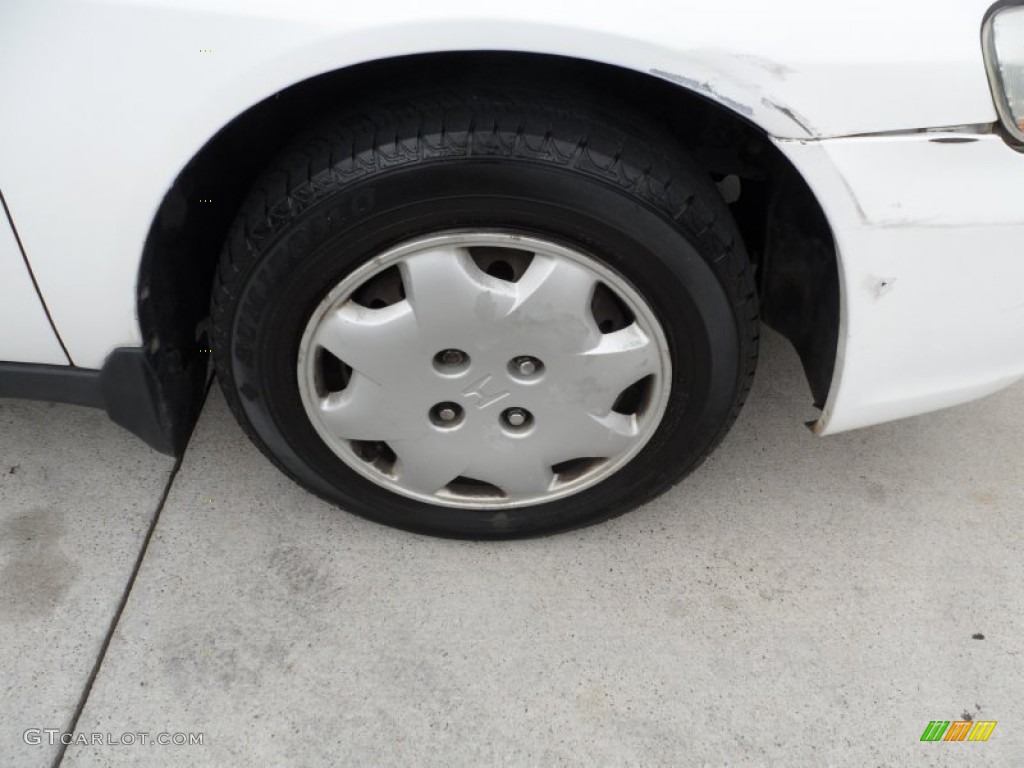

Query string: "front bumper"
[776, 132, 1024, 434]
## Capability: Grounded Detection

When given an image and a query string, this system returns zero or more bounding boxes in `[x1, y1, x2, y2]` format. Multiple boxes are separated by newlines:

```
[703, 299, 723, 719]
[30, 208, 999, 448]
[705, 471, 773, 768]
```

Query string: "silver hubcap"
[297, 231, 671, 509]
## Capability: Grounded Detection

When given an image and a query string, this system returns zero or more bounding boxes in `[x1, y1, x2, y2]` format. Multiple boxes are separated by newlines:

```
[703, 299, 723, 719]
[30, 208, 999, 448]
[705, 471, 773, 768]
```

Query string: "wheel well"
[138, 51, 839, 430]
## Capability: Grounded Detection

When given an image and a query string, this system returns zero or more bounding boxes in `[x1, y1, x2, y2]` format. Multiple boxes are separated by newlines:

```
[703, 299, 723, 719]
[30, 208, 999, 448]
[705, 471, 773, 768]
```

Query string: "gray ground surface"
[0, 402, 174, 768]
[3, 330, 1022, 767]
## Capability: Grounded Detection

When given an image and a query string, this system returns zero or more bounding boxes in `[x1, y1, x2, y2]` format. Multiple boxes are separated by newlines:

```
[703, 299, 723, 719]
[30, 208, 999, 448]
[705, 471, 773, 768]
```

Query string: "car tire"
[210, 84, 758, 538]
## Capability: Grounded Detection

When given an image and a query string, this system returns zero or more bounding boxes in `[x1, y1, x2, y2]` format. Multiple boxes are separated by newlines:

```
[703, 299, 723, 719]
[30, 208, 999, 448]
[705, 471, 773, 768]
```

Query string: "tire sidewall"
[228, 160, 740, 537]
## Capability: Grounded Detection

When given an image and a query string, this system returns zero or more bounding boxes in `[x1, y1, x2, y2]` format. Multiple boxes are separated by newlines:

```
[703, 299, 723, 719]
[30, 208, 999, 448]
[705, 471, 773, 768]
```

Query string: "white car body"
[1, 0, 1022, 439]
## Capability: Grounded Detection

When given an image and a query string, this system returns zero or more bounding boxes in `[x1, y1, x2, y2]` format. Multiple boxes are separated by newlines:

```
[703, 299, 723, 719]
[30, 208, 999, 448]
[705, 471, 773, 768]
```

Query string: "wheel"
[211, 84, 758, 538]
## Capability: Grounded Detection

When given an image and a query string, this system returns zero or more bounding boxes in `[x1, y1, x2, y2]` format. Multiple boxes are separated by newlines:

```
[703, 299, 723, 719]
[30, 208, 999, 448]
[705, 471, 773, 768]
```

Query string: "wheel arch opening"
[137, 51, 840, 436]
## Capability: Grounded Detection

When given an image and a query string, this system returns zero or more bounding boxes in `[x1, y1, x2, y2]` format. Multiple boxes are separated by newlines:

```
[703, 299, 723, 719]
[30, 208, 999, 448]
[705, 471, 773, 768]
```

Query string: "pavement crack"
[51, 378, 211, 768]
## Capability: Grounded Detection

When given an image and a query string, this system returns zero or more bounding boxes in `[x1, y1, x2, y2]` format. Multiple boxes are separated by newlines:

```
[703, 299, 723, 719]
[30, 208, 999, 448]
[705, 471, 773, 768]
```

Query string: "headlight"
[984, 3, 1024, 143]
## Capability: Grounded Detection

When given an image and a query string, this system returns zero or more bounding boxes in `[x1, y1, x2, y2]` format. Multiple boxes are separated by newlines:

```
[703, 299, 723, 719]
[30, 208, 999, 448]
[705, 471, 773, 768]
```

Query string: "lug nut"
[504, 408, 530, 428]
[434, 349, 470, 374]
[509, 356, 544, 378]
[430, 402, 463, 427]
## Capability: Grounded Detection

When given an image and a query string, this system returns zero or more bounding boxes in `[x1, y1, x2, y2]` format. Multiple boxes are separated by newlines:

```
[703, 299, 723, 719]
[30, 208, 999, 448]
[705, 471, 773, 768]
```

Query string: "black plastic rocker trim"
[0, 347, 206, 456]
[0, 362, 103, 407]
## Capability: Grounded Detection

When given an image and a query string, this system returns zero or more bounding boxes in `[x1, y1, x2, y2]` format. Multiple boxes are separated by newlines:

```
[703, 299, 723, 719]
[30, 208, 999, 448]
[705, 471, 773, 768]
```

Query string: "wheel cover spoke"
[313, 301, 421, 386]
[391, 434, 473, 494]
[568, 324, 662, 413]
[466, 448, 556, 496]
[297, 231, 672, 509]
[318, 372, 425, 442]
[506, 254, 599, 349]
[399, 245, 515, 341]
[540, 409, 640, 465]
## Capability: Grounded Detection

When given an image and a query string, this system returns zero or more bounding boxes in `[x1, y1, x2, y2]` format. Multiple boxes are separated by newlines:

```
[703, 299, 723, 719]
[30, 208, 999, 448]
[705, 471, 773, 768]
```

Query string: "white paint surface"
[1, 0, 1020, 434]
[777, 134, 1024, 434]
[0, 206, 66, 364]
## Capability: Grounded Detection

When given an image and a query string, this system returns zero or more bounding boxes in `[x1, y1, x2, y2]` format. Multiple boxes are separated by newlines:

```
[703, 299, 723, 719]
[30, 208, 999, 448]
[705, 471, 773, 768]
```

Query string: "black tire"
[211, 84, 758, 538]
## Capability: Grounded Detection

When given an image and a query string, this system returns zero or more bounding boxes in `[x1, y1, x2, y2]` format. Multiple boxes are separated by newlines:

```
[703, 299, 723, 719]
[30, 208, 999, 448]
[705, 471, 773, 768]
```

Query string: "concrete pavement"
[0, 400, 175, 767]
[3, 329, 1022, 766]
